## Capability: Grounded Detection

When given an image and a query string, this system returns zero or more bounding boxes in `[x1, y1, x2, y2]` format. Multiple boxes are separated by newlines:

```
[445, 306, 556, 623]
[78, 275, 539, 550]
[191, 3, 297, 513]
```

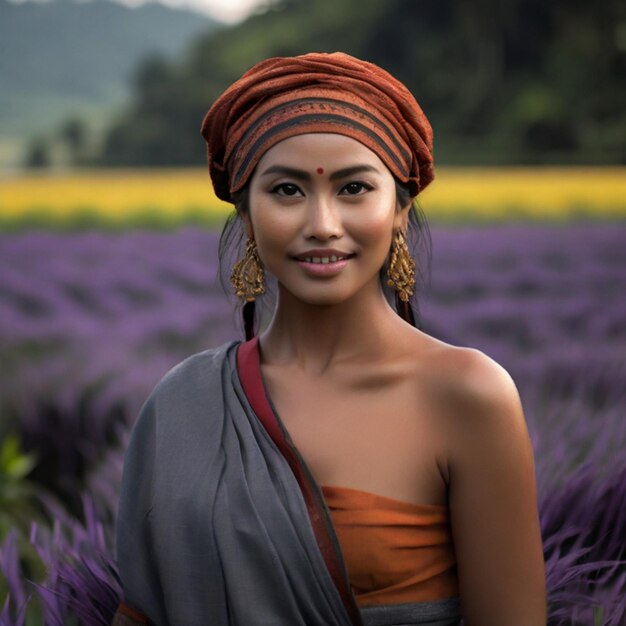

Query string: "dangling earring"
[230, 237, 266, 302]
[386, 230, 415, 302]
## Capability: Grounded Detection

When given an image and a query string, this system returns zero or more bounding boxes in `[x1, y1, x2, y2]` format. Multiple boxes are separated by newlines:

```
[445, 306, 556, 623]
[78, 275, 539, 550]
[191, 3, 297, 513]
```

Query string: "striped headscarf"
[201, 52, 434, 203]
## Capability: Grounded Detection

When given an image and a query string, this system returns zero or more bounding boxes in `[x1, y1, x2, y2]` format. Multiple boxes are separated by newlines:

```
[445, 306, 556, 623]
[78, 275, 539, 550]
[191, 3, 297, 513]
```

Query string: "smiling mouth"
[300, 254, 352, 264]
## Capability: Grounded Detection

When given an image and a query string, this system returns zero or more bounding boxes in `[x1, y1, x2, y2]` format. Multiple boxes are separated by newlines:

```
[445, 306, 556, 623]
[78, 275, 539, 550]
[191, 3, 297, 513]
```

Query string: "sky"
[7, 0, 276, 23]
[115, 0, 275, 22]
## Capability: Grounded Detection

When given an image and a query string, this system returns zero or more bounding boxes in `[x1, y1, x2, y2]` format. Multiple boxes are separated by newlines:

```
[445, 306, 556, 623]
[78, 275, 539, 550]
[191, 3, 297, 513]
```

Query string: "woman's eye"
[340, 182, 372, 195]
[271, 183, 302, 197]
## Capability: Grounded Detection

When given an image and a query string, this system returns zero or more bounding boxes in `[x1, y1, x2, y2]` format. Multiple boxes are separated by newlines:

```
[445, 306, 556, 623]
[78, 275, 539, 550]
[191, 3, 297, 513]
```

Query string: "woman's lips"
[292, 250, 355, 277]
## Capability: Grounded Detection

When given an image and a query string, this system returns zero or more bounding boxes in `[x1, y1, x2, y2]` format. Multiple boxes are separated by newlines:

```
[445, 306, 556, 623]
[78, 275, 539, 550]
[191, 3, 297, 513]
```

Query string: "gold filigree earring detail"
[230, 237, 266, 302]
[386, 230, 415, 302]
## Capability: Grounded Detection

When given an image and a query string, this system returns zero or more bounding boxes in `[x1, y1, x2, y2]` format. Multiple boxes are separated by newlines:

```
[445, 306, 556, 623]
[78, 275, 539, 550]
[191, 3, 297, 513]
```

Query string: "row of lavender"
[1, 222, 625, 624]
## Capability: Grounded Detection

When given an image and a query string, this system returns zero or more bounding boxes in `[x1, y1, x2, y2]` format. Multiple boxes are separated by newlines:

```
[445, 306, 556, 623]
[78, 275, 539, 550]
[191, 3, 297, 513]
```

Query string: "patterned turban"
[200, 52, 434, 203]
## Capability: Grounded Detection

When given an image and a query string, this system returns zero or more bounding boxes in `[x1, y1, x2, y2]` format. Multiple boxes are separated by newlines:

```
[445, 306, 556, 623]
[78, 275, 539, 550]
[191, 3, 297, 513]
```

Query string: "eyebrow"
[259, 164, 380, 181]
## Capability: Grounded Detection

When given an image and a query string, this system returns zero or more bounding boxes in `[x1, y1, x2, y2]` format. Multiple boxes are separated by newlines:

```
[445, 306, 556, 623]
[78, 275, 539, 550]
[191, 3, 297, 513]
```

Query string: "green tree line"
[97, 0, 626, 167]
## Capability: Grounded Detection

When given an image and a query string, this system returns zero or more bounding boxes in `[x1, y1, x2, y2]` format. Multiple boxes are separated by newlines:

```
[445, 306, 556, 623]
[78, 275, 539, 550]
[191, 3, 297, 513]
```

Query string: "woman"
[113, 52, 546, 625]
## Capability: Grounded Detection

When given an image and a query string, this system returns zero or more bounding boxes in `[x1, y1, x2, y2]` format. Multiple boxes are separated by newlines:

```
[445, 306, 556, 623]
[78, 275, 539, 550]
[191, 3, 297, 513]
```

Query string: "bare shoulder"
[431, 343, 522, 422]
[410, 339, 546, 623]
[405, 333, 530, 470]
[402, 335, 546, 622]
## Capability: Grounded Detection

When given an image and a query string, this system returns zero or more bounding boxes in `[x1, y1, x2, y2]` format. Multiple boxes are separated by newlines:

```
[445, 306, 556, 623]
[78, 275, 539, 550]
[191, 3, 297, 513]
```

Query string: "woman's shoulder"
[405, 330, 523, 432]
[150, 339, 240, 398]
[426, 336, 515, 399]
[125, 340, 241, 450]
[409, 332, 529, 469]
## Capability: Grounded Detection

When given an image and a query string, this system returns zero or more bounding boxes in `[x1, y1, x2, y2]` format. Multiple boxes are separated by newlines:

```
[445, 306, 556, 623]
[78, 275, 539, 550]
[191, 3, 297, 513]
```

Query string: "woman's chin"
[277, 280, 383, 310]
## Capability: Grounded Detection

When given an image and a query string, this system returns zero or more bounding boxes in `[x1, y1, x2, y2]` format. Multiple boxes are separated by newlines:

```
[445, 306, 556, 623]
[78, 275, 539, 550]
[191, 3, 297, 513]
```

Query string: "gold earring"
[386, 230, 415, 302]
[231, 238, 266, 302]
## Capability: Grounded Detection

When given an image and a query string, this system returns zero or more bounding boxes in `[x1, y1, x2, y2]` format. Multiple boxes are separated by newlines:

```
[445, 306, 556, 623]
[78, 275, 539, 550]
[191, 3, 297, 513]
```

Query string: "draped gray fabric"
[116, 341, 462, 625]
[361, 599, 461, 626]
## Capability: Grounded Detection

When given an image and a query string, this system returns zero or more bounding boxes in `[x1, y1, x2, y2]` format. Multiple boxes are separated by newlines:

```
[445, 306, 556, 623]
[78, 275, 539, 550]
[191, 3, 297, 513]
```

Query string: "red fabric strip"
[236, 337, 363, 625]
[116, 602, 150, 623]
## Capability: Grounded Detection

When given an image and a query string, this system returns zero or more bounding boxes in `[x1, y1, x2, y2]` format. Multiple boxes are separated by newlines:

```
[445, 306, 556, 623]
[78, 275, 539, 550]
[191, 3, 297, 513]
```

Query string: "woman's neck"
[257, 281, 413, 375]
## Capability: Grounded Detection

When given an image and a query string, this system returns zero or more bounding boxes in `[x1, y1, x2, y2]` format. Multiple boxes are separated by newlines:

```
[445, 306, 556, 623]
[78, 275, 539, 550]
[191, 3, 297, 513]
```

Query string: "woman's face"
[246, 133, 408, 306]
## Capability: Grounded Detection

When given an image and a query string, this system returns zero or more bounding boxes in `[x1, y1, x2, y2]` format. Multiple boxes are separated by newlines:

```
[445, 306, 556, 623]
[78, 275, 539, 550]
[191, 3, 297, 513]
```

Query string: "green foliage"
[0, 435, 48, 624]
[99, 0, 626, 167]
[0, 0, 221, 168]
[0, 434, 41, 539]
[23, 137, 51, 169]
[0, 436, 36, 481]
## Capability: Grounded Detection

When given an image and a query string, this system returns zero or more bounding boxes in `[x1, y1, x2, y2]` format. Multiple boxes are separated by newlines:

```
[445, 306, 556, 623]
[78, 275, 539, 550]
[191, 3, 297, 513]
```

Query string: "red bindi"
[316, 167, 324, 175]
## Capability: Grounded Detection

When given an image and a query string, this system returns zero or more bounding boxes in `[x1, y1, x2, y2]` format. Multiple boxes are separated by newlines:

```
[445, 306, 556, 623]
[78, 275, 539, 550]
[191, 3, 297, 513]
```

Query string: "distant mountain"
[0, 0, 219, 166]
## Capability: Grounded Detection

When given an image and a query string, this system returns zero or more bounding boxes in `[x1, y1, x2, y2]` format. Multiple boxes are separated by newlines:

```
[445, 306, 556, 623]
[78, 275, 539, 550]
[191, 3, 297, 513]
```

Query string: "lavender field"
[1, 222, 625, 625]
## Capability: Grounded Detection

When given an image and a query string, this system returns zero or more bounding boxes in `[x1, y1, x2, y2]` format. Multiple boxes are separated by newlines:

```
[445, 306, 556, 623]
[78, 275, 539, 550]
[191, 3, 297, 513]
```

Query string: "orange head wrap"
[200, 52, 434, 203]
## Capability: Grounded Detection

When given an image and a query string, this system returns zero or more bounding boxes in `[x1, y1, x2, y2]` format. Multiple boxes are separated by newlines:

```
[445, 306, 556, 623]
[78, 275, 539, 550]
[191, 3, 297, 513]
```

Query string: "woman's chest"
[261, 365, 449, 506]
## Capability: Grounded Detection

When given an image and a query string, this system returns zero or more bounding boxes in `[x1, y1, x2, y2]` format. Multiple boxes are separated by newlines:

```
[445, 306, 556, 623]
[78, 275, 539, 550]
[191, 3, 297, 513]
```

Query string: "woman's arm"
[442, 348, 546, 625]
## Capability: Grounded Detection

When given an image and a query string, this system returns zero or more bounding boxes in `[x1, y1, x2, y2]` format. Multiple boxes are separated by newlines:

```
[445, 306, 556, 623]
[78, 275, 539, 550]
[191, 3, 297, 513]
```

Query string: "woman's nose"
[302, 196, 343, 240]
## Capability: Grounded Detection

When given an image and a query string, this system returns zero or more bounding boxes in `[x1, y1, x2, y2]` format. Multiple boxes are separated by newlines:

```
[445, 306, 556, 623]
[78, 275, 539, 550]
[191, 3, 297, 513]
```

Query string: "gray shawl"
[116, 340, 461, 625]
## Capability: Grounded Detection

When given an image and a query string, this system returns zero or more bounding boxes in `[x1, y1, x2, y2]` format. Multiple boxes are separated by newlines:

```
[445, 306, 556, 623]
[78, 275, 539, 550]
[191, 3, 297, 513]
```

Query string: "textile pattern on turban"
[200, 52, 434, 203]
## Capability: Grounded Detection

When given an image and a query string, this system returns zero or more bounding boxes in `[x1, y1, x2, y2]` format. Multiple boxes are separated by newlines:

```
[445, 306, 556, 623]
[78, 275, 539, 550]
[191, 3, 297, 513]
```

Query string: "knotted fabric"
[201, 52, 434, 202]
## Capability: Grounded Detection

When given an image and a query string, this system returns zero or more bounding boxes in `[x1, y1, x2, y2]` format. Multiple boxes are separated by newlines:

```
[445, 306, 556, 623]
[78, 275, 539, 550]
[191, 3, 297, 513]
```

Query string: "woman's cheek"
[348, 213, 395, 246]
[254, 224, 293, 268]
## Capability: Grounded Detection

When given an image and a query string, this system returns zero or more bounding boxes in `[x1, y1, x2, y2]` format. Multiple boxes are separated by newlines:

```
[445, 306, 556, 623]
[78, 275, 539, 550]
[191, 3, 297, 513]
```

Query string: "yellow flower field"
[0, 166, 624, 227]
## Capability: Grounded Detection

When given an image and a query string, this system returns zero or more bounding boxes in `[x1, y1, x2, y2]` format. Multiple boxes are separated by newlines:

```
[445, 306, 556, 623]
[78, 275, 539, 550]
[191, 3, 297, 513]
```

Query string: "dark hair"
[217, 181, 432, 339]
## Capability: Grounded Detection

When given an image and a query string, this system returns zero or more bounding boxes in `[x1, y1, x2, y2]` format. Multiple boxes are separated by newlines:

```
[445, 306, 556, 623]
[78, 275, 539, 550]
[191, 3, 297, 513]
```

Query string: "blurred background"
[0, 0, 625, 624]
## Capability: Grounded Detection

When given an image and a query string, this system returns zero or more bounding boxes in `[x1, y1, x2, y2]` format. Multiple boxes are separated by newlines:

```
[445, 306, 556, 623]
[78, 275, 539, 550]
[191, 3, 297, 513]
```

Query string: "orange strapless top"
[321, 485, 458, 607]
